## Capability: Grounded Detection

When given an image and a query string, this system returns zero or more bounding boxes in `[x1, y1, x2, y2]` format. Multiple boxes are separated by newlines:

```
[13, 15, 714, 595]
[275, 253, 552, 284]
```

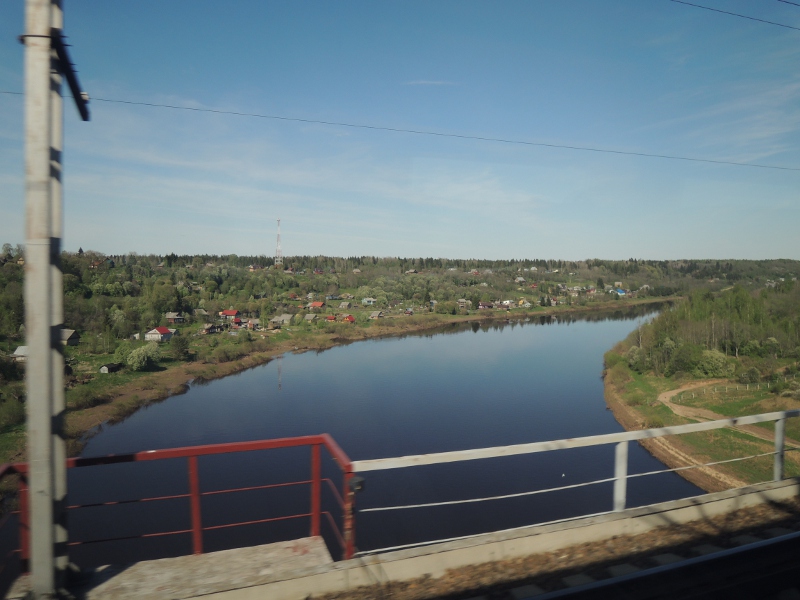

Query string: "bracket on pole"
[49, 28, 90, 122]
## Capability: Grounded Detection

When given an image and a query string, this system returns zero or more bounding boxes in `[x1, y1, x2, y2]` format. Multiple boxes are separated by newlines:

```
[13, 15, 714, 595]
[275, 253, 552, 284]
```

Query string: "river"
[70, 307, 701, 565]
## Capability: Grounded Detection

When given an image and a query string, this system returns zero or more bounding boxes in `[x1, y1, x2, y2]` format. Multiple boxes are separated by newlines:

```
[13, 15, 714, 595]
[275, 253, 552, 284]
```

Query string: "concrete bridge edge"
[197, 479, 800, 600]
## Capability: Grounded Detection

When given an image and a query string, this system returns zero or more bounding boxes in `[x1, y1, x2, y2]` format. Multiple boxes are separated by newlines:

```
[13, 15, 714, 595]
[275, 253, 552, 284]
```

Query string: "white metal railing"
[353, 410, 800, 555]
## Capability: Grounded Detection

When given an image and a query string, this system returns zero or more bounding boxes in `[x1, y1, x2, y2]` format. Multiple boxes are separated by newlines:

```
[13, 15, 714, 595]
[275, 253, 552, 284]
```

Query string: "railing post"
[613, 441, 628, 512]
[774, 417, 786, 482]
[310, 444, 321, 537]
[18, 474, 30, 573]
[188, 456, 203, 555]
[342, 472, 355, 560]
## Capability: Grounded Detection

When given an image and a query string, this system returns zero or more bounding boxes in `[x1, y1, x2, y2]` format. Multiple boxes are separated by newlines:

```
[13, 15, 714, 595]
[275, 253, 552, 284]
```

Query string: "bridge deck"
[7, 536, 332, 599]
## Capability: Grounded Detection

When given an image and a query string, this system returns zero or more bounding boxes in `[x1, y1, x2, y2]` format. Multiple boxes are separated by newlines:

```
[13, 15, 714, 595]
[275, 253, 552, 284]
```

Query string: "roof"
[165, 312, 182, 319]
[304, 314, 317, 321]
[370, 311, 382, 317]
[309, 301, 325, 308]
[61, 328, 78, 340]
[221, 309, 239, 316]
[13, 346, 27, 357]
[149, 326, 172, 335]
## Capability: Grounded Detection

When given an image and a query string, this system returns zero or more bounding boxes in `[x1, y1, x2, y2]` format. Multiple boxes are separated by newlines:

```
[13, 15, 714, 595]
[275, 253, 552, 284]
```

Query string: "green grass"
[680, 427, 800, 485]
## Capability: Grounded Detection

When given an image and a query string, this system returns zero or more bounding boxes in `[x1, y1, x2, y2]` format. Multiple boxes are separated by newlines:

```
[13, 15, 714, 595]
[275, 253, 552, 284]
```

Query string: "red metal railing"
[0, 433, 358, 576]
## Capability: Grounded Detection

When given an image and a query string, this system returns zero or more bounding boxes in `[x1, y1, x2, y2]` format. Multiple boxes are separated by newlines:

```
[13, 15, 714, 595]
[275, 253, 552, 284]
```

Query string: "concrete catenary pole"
[23, 0, 57, 596]
[49, 0, 69, 585]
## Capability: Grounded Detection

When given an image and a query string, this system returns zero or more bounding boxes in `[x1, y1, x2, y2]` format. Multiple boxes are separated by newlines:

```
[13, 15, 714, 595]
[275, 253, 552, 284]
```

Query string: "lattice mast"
[275, 218, 283, 268]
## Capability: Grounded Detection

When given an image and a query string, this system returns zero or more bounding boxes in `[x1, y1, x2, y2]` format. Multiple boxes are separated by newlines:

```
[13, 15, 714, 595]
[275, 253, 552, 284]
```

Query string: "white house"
[145, 327, 173, 342]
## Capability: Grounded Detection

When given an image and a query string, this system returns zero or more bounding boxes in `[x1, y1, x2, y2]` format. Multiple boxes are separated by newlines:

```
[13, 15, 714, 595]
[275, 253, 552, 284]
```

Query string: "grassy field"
[604, 347, 800, 488]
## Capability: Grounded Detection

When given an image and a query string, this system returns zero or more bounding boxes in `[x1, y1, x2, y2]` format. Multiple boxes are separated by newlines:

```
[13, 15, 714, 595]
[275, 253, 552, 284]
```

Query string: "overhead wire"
[668, 0, 800, 31]
[777, 0, 800, 7]
[1, 89, 798, 172]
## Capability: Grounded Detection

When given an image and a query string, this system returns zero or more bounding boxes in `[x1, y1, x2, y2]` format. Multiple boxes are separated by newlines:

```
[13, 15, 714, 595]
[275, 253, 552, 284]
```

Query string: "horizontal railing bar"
[360, 477, 617, 513]
[323, 511, 345, 551]
[627, 450, 779, 481]
[202, 513, 310, 531]
[13, 434, 336, 473]
[68, 528, 193, 546]
[201, 479, 312, 496]
[67, 492, 190, 509]
[352, 410, 800, 472]
[357, 509, 617, 555]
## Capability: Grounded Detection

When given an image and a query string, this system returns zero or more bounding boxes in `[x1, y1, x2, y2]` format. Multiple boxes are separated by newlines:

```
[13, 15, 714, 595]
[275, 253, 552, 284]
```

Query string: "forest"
[622, 281, 800, 382]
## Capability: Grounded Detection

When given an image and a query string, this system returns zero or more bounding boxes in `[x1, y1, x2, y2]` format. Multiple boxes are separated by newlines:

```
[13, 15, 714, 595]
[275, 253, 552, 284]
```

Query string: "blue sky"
[1, 1, 798, 260]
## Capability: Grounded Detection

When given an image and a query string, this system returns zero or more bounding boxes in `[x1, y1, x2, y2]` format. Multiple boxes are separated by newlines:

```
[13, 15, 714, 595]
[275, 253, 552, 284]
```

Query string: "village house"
[99, 363, 123, 374]
[304, 314, 317, 322]
[60, 329, 80, 346]
[247, 319, 260, 330]
[220, 309, 240, 320]
[201, 323, 221, 334]
[457, 299, 471, 310]
[145, 326, 174, 342]
[308, 301, 325, 311]
[269, 314, 293, 329]
[362, 297, 377, 306]
[515, 277, 526, 283]
[165, 312, 185, 324]
[339, 301, 352, 309]
[369, 311, 383, 320]
[326, 315, 336, 322]
[478, 302, 494, 309]
[12, 346, 28, 363]
[352, 268, 361, 274]
[341, 293, 354, 300]
[342, 314, 356, 323]
[194, 308, 209, 318]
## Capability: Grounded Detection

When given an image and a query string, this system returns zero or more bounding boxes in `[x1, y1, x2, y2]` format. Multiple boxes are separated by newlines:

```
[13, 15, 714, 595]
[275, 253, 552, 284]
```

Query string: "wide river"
[71, 307, 701, 565]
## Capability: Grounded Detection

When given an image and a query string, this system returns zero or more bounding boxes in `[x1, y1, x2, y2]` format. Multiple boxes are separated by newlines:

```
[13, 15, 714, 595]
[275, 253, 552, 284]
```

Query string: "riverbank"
[1, 297, 674, 465]
[603, 344, 800, 493]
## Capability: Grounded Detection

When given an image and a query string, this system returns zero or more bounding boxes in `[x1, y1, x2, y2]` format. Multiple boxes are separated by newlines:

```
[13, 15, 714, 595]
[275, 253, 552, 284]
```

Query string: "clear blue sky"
[1, 1, 798, 260]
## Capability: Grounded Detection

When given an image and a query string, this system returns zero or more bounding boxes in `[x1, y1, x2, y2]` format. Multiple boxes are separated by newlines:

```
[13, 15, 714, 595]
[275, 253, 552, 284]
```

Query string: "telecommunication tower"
[275, 218, 283, 268]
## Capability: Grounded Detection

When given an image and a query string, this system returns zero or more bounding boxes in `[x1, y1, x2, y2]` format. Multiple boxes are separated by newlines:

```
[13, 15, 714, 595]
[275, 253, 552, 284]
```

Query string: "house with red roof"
[308, 301, 325, 310]
[220, 309, 240, 319]
[145, 326, 174, 342]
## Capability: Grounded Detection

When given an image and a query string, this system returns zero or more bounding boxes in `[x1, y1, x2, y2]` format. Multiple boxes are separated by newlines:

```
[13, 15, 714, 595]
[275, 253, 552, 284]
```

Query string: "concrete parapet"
[199, 479, 799, 599]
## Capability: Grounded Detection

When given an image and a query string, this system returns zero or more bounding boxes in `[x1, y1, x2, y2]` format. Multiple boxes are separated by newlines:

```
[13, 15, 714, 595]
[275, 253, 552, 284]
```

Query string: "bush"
[738, 367, 761, 384]
[127, 342, 161, 371]
[667, 343, 703, 377]
[606, 362, 632, 387]
[113, 340, 133, 364]
[170, 335, 190, 360]
[693, 350, 735, 378]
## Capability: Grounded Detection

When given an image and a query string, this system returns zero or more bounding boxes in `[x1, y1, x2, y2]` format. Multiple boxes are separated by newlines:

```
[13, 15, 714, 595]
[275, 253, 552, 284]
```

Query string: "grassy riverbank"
[0, 297, 672, 465]
[603, 344, 800, 493]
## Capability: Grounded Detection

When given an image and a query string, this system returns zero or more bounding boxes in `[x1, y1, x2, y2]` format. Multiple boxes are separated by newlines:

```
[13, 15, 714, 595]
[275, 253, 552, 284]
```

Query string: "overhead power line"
[778, 0, 800, 8]
[1, 89, 798, 172]
[668, 0, 800, 31]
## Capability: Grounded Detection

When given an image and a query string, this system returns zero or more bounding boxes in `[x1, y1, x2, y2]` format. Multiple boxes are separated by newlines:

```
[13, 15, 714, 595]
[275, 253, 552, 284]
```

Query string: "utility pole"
[22, 0, 88, 596]
[275, 218, 283, 268]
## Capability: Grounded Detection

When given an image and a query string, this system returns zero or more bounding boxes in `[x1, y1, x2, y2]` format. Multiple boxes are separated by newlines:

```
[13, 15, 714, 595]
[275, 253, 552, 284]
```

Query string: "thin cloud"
[404, 80, 457, 86]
